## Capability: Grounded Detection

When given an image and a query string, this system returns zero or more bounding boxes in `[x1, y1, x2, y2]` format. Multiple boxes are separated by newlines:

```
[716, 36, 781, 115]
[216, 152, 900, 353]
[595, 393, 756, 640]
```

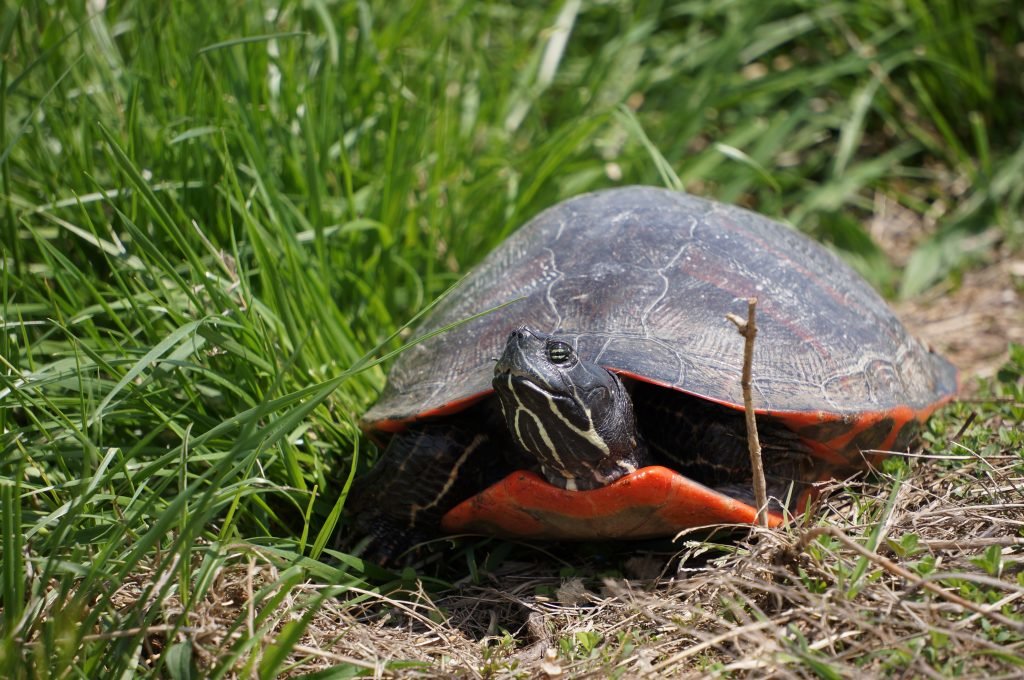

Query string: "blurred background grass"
[1, 0, 1022, 675]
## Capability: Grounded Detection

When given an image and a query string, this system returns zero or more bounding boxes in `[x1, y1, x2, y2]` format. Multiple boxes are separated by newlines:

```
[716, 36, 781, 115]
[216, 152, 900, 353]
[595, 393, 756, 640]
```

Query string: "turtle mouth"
[496, 369, 554, 394]
[493, 354, 548, 380]
[492, 370, 564, 422]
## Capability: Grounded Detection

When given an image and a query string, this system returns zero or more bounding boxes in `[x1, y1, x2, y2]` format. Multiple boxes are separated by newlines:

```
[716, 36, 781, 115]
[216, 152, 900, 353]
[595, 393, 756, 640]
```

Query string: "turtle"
[350, 186, 958, 562]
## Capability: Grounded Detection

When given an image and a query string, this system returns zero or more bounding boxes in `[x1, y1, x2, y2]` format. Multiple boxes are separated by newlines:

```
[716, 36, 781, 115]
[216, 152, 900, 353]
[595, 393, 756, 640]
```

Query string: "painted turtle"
[351, 186, 957, 560]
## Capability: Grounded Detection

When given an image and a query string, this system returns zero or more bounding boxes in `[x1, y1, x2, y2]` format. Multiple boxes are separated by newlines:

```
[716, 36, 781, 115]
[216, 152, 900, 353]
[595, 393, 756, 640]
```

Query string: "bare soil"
[899, 251, 1024, 385]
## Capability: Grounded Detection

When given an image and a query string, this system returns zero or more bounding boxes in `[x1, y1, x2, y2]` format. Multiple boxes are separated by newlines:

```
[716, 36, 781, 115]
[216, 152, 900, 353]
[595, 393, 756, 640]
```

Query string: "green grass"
[2, 0, 1022, 676]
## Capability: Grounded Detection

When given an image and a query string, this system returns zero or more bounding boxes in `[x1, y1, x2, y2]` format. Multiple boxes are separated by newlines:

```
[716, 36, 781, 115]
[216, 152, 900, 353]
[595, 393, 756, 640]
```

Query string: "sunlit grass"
[1, 0, 1021, 675]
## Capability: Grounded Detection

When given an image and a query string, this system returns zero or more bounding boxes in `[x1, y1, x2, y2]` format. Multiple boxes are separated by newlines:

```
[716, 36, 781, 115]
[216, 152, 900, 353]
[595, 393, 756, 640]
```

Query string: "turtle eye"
[546, 341, 573, 364]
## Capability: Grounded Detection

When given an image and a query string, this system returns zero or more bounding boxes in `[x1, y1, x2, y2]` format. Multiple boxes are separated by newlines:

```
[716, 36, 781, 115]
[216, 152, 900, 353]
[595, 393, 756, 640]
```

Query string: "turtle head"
[492, 326, 648, 490]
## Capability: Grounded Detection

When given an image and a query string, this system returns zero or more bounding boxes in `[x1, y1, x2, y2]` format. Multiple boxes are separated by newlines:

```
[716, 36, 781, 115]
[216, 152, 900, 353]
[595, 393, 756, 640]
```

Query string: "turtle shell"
[361, 187, 957, 539]
[364, 186, 957, 454]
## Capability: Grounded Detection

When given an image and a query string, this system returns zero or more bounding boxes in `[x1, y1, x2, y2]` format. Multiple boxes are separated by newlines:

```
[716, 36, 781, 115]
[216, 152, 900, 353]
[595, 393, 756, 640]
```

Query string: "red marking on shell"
[366, 392, 491, 434]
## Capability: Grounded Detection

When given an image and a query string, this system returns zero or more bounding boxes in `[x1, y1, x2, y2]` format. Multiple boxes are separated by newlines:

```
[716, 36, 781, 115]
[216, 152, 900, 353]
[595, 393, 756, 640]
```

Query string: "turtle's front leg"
[348, 417, 503, 564]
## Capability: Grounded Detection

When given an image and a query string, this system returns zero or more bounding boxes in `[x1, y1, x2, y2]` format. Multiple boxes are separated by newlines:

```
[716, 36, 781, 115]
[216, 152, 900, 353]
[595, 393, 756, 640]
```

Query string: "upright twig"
[727, 298, 768, 527]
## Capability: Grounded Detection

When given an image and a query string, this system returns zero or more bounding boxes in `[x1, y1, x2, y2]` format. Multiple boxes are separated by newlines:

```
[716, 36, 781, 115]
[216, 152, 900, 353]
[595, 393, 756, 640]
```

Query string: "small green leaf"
[900, 239, 947, 298]
[970, 545, 1004, 577]
[164, 641, 196, 680]
[295, 663, 372, 679]
[886, 533, 921, 559]
[576, 631, 602, 654]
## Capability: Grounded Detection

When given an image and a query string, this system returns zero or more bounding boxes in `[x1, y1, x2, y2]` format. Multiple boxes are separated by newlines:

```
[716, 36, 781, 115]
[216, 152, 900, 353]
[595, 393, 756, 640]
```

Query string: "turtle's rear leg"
[662, 421, 810, 513]
[348, 408, 510, 564]
[632, 382, 812, 512]
[710, 425, 813, 511]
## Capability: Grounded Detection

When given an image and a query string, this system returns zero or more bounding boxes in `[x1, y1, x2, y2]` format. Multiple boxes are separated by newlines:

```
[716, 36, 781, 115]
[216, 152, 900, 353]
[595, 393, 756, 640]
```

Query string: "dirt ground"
[899, 252, 1024, 385]
[867, 190, 1024, 383]
[263, 442, 1024, 677]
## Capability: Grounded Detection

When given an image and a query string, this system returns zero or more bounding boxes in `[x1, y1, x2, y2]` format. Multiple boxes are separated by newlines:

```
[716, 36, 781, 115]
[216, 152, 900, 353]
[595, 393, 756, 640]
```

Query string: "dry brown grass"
[109, 433, 1022, 678]
[330, 457, 1023, 677]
